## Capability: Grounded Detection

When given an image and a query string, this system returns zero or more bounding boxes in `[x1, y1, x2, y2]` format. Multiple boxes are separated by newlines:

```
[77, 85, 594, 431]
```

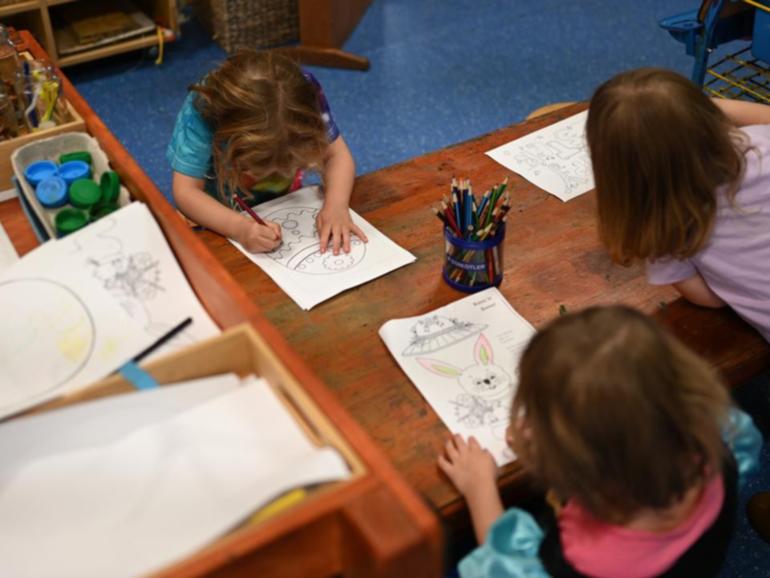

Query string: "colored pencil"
[233, 192, 267, 226]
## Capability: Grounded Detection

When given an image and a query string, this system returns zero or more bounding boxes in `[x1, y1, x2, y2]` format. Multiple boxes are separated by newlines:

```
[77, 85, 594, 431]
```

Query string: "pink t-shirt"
[647, 124, 770, 341]
[559, 476, 724, 578]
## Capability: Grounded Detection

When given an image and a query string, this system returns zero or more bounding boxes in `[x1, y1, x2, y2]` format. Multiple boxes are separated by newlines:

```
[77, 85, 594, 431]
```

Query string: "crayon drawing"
[230, 186, 416, 310]
[0, 278, 95, 405]
[402, 315, 487, 356]
[485, 110, 595, 202]
[265, 207, 367, 274]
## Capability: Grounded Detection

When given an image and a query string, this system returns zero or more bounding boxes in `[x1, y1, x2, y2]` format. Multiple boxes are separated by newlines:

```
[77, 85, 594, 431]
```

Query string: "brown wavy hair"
[191, 50, 328, 202]
[511, 306, 729, 524]
[586, 68, 747, 264]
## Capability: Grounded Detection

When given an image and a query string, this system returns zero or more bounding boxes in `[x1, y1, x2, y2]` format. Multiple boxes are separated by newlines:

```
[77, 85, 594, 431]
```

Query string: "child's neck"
[621, 482, 705, 533]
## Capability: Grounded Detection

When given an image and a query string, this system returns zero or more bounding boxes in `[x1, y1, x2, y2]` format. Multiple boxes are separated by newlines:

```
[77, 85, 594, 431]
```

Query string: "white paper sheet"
[12, 202, 220, 359]
[486, 110, 594, 202]
[229, 186, 416, 310]
[379, 288, 536, 465]
[0, 223, 18, 273]
[0, 258, 158, 419]
[0, 375, 350, 578]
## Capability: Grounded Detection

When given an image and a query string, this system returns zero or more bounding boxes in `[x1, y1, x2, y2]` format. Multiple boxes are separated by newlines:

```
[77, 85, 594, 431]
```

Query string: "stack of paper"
[0, 374, 350, 577]
[379, 288, 536, 465]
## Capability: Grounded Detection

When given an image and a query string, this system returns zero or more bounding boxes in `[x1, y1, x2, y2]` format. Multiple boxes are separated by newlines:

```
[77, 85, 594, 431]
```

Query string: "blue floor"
[64, 1, 770, 575]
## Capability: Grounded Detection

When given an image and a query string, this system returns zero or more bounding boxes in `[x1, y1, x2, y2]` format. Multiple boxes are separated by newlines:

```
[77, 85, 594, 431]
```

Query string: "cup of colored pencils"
[434, 177, 510, 293]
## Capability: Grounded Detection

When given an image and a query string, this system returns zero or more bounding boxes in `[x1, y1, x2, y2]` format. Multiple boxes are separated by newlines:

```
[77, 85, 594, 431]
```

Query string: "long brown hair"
[586, 68, 746, 264]
[511, 306, 729, 524]
[191, 50, 328, 202]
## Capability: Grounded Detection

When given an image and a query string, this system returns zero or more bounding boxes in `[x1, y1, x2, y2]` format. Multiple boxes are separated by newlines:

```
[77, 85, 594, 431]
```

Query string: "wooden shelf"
[0, 0, 177, 66]
[0, 2, 38, 17]
[57, 27, 173, 67]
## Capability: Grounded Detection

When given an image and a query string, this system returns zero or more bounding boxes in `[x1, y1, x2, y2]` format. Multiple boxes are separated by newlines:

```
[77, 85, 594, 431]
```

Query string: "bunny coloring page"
[379, 288, 536, 465]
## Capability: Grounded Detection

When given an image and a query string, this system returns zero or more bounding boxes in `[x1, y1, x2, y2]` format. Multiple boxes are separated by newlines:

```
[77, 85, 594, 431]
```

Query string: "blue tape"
[119, 361, 159, 390]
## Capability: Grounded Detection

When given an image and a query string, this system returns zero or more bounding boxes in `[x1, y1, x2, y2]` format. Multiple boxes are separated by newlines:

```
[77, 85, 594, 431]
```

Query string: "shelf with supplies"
[0, 0, 177, 66]
[0, 30, 443, 577]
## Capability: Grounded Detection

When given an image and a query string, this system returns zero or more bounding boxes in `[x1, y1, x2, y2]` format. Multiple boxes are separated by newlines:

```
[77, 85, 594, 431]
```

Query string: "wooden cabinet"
[0, 0, 177, 67]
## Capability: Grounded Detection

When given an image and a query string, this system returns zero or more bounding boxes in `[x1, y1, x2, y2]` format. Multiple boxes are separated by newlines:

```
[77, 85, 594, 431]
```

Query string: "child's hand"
[316, 203, 368, 255]
[438, 434, 498, 500]
[236, 218, 282, 253]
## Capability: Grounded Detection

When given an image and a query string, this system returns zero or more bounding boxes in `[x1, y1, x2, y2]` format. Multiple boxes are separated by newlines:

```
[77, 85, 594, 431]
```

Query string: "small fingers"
[350, 223, 368, 243]
[319, 223, 332, 253]
[444, 437, 460, 461]
[332, 226, 342, 255]
[342, 227, 351, 254]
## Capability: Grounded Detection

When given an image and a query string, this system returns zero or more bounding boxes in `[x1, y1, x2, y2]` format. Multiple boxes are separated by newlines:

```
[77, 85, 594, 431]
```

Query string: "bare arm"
[673, 273, 726, 308]
[714, 98, 770, 126]
[316, 136, 368, 254]
[438, 435, 504, 543]
[172, 171, 281, 253]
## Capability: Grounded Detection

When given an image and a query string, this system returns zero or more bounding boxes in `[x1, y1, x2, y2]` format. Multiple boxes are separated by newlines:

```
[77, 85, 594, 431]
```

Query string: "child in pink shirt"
[439, 306, 761, 578]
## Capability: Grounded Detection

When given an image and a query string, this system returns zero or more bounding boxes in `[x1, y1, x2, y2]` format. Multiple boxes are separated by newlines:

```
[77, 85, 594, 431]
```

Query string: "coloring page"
[0, 265, 153, 420]
[0, 224, 18, 274]
[379, 288, 536, 465]
[15, 203, 220, 360]
[230, 186, 416, 310]
[486, 110, 594, 202]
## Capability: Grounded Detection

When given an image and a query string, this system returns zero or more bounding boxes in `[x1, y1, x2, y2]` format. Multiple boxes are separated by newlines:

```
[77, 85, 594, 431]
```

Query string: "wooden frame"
[2, 30, 443, 576]
[280, 0, 372, 71]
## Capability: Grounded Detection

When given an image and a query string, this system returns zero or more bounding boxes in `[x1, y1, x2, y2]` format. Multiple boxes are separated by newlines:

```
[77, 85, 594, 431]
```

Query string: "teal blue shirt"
[166, 71, 340, 206]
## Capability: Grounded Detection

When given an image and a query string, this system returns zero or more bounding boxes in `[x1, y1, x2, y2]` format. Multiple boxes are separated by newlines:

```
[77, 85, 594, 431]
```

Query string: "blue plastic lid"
[24, 160, 58, 187]
[35, 176, 68, 209]
[58, 160, 91, 185]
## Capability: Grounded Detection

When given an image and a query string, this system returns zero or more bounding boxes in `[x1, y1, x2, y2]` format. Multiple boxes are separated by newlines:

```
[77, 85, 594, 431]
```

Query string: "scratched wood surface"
[198, 103, 770, 529]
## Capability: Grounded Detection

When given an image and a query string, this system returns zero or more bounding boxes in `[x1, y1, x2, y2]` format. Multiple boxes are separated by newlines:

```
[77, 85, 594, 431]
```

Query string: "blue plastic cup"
[443, 224, 505, 293]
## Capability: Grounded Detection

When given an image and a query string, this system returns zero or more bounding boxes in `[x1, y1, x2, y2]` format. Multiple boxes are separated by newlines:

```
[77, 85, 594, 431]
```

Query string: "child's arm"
[714, 98, 770, 126]
[438, 434, 503, 543]
[172, 171, 282, 253]
[316, 136, 368, 255]
[673, 273, 726, 308]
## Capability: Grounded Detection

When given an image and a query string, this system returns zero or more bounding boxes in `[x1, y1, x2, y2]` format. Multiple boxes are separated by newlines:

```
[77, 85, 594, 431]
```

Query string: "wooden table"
[0, 31, 443, 577]
[198, 103, 770, 547]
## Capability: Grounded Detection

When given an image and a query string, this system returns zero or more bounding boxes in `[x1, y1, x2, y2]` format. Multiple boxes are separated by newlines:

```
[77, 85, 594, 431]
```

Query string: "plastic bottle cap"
[55, 207, 89, 236]
[35, 176, 68, 209]
[99, 171, 120, 204]
[90, 202, 119, 220]
[24, 160, 58, 187]
[58, 160, 91, 185]
[58, 151, 92, 166]
[69, 179, 102, 209]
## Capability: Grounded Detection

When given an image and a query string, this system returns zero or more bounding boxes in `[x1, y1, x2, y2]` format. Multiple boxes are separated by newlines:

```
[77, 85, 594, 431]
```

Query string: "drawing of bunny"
[418, 334, 513, 432]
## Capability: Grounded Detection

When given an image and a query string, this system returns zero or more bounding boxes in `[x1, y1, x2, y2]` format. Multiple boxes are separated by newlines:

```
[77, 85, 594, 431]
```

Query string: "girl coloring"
[167, 50, 366, 255]
[587, 68, 770, 341]
[439, 306, 761, 578]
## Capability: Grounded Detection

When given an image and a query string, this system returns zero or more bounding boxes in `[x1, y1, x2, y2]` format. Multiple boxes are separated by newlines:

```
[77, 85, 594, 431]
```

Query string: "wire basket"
[192, 0, 299, 52]
[704, 46, 770, 103]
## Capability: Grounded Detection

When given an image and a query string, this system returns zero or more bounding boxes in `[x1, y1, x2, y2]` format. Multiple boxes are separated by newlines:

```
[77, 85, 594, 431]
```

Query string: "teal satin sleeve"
[458, 508, 550, 578]
[723, 406, 763, 488]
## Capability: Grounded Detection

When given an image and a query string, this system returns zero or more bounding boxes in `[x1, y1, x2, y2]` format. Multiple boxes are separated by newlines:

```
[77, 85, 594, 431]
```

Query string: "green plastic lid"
[90, 202, 119, 220]
[55, 208, 89, 236]
[59, 151, 92, 166]
[69, 179, 102, 209]
[99, 171, 120, 204]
